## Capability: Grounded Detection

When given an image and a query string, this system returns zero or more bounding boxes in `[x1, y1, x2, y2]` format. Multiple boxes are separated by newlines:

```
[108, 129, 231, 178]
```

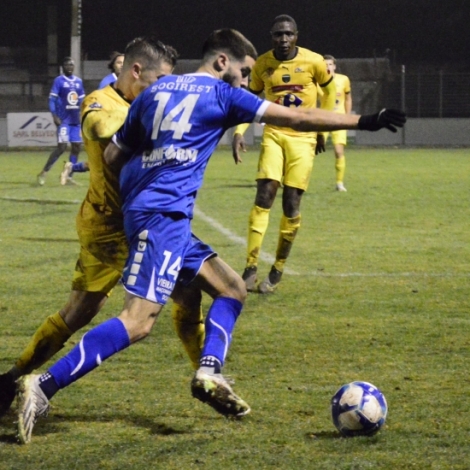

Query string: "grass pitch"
[0, 147, 469, 469]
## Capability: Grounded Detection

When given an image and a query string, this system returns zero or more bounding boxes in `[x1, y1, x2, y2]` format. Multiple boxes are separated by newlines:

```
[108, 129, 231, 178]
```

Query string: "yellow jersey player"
[320, 55, 352, 191]
[0, 38, 204, 418]
[232, 14, 336, 294]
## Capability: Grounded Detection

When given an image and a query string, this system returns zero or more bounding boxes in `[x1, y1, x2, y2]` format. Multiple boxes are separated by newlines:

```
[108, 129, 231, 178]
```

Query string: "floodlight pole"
[70, 0, 82, 77]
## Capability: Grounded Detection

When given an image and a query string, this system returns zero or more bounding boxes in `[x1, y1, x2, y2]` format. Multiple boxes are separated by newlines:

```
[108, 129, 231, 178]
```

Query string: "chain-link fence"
[387, 69, 470, 118]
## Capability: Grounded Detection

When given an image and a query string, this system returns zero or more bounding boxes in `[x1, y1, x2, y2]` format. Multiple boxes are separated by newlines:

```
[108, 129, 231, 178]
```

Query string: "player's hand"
[358, 109, 406, 133]
[315, 133, 326, 155]
[232, 133, 247, 164]
[53, 115, 61, 127]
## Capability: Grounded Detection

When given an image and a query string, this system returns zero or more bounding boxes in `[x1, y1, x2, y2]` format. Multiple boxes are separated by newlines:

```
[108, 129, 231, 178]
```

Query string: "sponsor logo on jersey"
[67, 91, 79, 106]
[89, 102, 102, 109]
[141, 145, 198, 169]
[294, 67, 304, 73]
[275, 93, 303, 108]
[282, 74, 291, 83]
[271, 84, 303, 93]
[176, 75, 196, 83]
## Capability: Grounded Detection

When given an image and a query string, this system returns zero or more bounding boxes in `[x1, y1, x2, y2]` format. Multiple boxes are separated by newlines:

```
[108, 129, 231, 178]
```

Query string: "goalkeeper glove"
[358, 109, 406, 132]
[315, 133, 325, 155]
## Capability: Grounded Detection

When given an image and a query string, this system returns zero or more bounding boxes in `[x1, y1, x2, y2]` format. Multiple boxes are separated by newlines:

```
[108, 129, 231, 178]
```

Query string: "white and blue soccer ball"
[331, 381, 388, 437]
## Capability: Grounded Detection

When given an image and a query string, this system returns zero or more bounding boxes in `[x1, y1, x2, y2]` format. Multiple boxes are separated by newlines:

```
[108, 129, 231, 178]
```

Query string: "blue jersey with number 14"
[115, 73, 269, 218]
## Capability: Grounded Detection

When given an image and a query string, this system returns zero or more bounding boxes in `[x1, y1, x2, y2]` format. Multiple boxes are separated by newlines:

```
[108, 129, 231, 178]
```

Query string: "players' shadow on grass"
[0, 411, 191, 445]
[1, 197, 80, 205]
[304, 430, 343, 440]
[51, 411, 191, 437]
[20, 237, 77, 243]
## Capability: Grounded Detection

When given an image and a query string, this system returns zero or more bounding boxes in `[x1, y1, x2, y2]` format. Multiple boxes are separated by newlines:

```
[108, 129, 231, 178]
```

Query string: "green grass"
[0, 148, 469, 469]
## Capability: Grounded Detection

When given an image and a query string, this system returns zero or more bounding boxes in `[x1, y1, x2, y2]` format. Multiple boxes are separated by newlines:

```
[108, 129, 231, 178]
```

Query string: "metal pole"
[417, 72, 421, 118]
[401, 65, 406, 145]
[47, 2, 58, 79]
[70, 0, 82, 77]
[439, 70, 443, 118]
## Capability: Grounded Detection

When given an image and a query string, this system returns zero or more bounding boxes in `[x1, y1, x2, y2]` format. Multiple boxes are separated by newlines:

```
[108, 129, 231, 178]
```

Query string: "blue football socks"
[71, 161, 88, 172]
[39, 318, 130, 399]
[200, 297, 243, 370]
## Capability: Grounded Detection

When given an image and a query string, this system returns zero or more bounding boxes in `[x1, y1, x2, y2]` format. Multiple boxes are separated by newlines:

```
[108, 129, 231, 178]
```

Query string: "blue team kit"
[114, 73, 269, 304]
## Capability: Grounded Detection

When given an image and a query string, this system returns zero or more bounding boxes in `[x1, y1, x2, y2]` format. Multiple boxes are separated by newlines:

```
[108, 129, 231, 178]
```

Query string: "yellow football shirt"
[249, 46, 332, 136]
[78, 85, 130, 231]
[326, 73, 351, 114]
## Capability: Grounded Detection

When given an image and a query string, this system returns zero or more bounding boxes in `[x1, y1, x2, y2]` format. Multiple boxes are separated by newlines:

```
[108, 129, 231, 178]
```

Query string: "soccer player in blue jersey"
[16, 29, 405, 443]
[37, 57, 87, 186]
[98, 51, 125, 89]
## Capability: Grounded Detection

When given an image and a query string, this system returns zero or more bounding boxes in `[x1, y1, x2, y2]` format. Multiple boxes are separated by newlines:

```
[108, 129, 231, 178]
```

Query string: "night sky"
[2, 0, 470, 70]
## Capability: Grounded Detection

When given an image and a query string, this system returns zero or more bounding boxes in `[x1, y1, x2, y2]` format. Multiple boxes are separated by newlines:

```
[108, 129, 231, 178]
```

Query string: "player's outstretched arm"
[261, 103, 406, 133]
[357, 108, 406, 133]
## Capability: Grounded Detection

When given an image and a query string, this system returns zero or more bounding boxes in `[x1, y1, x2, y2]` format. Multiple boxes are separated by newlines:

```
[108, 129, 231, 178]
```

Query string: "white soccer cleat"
[37, 172, 46, 186]
[336, 183, 347, 192]
[191, 369, 251, 418]
[60, 162, 73, 185]
[16, 375, 50, 444]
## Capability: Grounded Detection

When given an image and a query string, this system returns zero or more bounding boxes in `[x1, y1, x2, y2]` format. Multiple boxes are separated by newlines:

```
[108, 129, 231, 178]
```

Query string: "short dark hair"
[202, 29, 257, 61]
[271, 14, 297, 31]
[123, 37, 178, 71]
[324, 54, 336, 63]
[107, 51, 124, 71]
[62, 56, 74, 64]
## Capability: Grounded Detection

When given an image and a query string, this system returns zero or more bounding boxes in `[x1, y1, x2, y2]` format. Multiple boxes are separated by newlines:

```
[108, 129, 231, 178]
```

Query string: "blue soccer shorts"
[122, 211, 216, 305]
[58, 123, 82, 143]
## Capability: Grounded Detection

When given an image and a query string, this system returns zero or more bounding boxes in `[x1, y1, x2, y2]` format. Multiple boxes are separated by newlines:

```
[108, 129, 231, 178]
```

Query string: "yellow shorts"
[71, 227, 128, 294]
[256, 128, 316, 191]
[324, 129, 347, 146]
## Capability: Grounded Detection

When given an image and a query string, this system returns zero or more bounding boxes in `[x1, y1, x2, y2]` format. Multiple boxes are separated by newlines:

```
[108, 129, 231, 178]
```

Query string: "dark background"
[1, 0, 470, 70]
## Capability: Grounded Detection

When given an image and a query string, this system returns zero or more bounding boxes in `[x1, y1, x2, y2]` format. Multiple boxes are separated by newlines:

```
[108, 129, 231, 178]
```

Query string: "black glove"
[315, 133, 326, 155]
[358, 108, 406, 133]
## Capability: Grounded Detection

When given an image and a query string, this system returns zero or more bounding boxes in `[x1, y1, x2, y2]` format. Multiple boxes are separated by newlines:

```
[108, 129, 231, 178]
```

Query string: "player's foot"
[65, 176, 81, 186]
[37, 172, 46, 186]
[336, 183, 347, 192]
[16, 375, 50, 444]
[0, 372, 17, 418]
[191, 369, 251, 418]
[241, 266, 258, 292]
[60, 162, 73, 185]
[258, 266, 283, 294]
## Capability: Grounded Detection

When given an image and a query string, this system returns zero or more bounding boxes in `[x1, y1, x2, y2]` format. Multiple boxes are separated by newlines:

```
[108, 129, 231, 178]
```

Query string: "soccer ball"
[331, 381, 388, 437]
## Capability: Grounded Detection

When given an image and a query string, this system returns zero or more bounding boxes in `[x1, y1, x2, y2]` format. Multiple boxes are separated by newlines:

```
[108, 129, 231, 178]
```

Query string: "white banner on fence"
[7, 113, 56, 147]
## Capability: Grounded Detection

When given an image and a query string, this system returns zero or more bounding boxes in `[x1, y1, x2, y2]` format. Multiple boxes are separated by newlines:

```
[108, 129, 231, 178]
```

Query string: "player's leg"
[15, 212, 187, 442]
[1, 231, 124, 419]
[333, 130, 348, 191]
[61, 136, 86, 185]
[258, 133, 314, 293]
[189, 254, 250, 417]
[170, 282, 205, 370]
[243, 129, 283, 291]
[16, 292, 160, 443]
[37, 135, 67, 186]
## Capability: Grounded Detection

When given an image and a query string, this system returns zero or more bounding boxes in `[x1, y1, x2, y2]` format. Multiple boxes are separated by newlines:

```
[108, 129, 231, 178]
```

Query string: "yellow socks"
[171, 303, 205, 370]
[246, 205, 270, 267]
[14, 312, 73, 376]
[273, 214, 301, 272]
[335, 155, 346, 184]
